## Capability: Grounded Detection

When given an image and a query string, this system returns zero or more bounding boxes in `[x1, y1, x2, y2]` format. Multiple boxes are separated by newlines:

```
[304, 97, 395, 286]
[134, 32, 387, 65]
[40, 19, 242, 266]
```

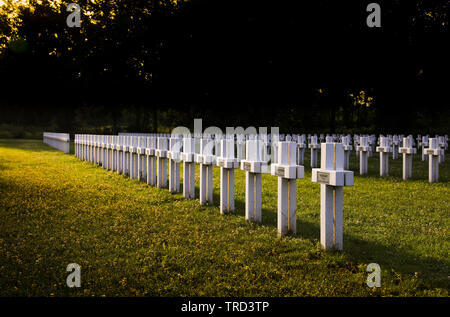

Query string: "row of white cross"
[109, 132, 448, 182]
[73, 133, 354, 250]
[43, 132, 447, 251]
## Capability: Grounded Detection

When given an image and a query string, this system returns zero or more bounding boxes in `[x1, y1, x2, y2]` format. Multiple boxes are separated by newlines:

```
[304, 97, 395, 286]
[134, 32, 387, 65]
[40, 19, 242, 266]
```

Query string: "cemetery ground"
[0, 139, 448, 297]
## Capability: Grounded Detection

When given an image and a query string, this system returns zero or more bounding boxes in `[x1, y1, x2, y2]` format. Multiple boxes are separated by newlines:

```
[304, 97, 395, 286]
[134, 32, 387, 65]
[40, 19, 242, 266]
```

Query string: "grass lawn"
[0, 139, 448, 296]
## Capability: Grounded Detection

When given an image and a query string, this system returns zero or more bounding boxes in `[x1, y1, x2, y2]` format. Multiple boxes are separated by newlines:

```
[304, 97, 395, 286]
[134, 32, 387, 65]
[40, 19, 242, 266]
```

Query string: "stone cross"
[214, 134, 222, 157]
[90, 135, 96, 165]
[84, 135, 89, 161]
[74, 134, 78, 158]
[181, 136, 196, 199]
[122, 136, 130, 176]
[167, 135, 182, 193]
[376, 136, 392, 177]
[392, 135, 399, 160]
[319, 134, 325, 143]
[139, 136, 148, 180]
[308, 135, 320, 168]
[260, 134, 270, 163]
[196, 136, 215, 205]
[155, 137, 168, 188]
[110, 135, 118, 172]
[236, 134, 246, 161]
[354, 135, 360, 158]
[271, 134, 279, 164]
[271, 141, 304, 236]
[87, 134, 93, 164]
[83, 134, 89, 162]
[129, 136, 138, 179]
[77, 134, 82, 159]
[425, 138, 443, 183]
[102, 135, 108, 169]
[240, 139, 267, 224]
[83, 134, 90, 162]
[216, 136, 240, 213]
[111, 136, 118, 172]
[342, 136, 353, 170]
[356, 136, 370, 175]
[312, 142, 354, 250]
[145, 136, 157, 186]
[116, 136, 123, 174]
[106, 135, 112, 170]
[368, 135, 376, 157]
[194, 133, 201, 155]
[102, 135, 107, 168]
[88, 135, 92, 163]
[399, 137, 417, 180]
[106, 135, 112, 169]
[421, 136, 429, 162]
[111, 136, 118, 171]
[100, 135, 105, 167]
[297, 134, 306, 165]
[438, 136, 446, 163]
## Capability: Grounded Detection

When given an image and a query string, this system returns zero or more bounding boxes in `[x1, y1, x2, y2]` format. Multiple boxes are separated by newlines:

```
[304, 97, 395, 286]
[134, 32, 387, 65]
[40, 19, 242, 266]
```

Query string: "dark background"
[0, 0, 448, 137]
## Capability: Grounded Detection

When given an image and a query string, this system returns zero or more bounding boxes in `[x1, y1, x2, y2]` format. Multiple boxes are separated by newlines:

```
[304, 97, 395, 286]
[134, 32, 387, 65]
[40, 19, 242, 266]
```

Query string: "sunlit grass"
[0, 139, 448, 296]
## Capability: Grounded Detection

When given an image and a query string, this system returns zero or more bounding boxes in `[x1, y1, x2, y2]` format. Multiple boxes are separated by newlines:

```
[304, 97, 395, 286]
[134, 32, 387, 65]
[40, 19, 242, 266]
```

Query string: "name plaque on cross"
[317, 171, 330, 184]
[275, 167, 285, 177]
[243, 162, 251, 171]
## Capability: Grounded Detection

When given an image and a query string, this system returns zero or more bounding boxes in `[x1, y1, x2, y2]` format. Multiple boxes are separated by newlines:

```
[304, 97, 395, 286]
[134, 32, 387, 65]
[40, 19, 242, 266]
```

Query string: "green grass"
[0, 139, 449, 297]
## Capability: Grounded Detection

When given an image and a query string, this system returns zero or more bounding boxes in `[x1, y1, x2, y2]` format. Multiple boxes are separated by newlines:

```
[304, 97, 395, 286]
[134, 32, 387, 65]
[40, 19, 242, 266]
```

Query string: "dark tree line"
[0, 0, 448, 137]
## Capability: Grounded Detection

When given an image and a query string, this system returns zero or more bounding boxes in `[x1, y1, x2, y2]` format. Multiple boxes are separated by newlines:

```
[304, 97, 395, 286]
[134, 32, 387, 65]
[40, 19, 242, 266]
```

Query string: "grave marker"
[309, 135, 320, 168]
[271, 134, 279, 164]
[421, 136, 429, 162]
[101, 135, 107, 170]
[181, 136, 196, 199]
[297, 134, 306, 165]
[399, 137, 417, 180]
[156, 137, 168, 188]
[136, 136, 147, 181]
[271, 141, 304, 236]
[236, 134, 246, 161]
[145, 136, 157, 186]
[376, 136, 392, 177]
[122, 136, 130, 176]
[356, 136, 370, 175]
[129, 136, 138, 179]
[342, 136, 353, 170]
[438, 136, 446, 163]
[425, 138, 443, 183]
[240, 139, 268, 224]
[116, 136, 123, 174]
[312, 142, 354, 250]
[392, 135, 399, 160]
[96, 135, 102, 166]
[216, 136, 240, 213]
[196, 137, 215, 205]
[167, 135, 182, 193]
[354, 135, 360, 158]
